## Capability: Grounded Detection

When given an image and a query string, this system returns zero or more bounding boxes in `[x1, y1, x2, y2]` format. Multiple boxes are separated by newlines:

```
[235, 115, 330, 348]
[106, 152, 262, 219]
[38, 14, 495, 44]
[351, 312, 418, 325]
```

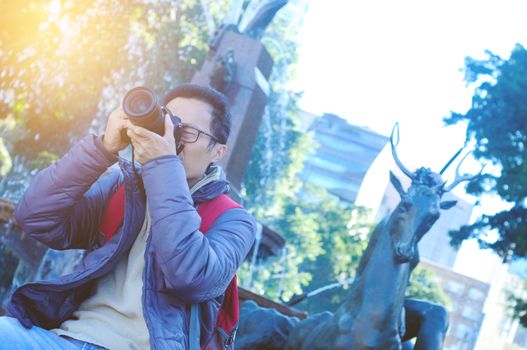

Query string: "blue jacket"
[7, 134, 257, 349]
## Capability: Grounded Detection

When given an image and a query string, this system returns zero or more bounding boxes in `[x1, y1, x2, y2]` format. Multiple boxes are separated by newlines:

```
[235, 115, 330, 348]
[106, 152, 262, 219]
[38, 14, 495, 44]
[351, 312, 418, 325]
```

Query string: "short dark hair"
[164, 84, 231, 145]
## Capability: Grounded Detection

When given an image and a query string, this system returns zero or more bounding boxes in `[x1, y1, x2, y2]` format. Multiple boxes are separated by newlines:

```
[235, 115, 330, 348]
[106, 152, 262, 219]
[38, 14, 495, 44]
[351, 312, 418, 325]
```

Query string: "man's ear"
[211, 144, 228, 163]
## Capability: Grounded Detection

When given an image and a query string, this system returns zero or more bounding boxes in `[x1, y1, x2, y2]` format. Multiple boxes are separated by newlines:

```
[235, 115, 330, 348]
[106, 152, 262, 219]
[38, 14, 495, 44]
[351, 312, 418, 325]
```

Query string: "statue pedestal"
[192, 30, 273, 200]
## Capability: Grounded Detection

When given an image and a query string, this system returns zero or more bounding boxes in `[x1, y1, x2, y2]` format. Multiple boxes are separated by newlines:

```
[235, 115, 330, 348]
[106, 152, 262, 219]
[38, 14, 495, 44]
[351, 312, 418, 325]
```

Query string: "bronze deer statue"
[286, 123, 483, 350]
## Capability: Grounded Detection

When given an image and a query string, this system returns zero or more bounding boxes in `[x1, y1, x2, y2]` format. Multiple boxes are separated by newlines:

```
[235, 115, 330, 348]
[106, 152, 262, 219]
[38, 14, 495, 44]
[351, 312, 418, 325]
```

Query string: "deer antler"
[390, 123, 414, 179]
[443, 151, 485, 192]
[439, 147, 463, 175]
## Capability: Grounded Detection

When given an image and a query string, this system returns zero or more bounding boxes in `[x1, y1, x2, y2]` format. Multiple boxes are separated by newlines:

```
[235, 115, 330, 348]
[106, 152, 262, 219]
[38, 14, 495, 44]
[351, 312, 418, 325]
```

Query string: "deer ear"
[440, 200, 457, 210]
[390, 171, 406, 197]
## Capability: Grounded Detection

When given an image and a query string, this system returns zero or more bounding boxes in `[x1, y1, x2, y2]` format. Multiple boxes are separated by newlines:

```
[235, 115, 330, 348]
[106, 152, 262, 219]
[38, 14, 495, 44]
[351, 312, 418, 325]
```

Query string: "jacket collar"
[191, 165, 230, 203]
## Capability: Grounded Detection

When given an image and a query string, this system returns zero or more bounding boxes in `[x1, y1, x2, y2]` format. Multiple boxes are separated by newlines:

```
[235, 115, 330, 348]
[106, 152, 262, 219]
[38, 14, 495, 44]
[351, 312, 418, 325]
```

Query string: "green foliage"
[445, 44, 527, 326]
[239, 185, 371, 306]
[0, 138, 12, 176]
[0, 0, 229, 162]
[239, 0, 328, 301]
[1, 1, 132, 157]
[28, 151, 59, 170]
[406, 266, 451, 307]
[0, 0, 231, 200]
[296, 188, 372, 314]
[507, 283, 527, 326]
[242, 1, 305, 218]
[445, 45, 527, 260]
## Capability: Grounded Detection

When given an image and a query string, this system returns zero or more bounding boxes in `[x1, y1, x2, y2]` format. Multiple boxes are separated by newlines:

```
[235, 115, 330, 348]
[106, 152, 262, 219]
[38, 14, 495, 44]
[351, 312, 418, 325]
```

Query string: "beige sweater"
[52, 205, 152, 349]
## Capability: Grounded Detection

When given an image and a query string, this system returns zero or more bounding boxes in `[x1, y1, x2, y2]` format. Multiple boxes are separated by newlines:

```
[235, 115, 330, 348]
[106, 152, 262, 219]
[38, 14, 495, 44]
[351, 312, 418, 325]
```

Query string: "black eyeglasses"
[177, 124, 222, 144]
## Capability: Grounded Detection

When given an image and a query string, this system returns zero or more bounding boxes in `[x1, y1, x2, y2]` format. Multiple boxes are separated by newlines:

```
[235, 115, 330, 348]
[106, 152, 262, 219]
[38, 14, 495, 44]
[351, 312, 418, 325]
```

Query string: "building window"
[462, 305, 480, 321]
[455, 323, 470, 340]
[317, 134, 371, 154]
[446, 281, 464, 296]
[309, 157, 348, 173]
[305, 172, 360, 192]
[468, 287, 485, 301]
[448, 300, 458, 312]
[445, 342, 462, 350]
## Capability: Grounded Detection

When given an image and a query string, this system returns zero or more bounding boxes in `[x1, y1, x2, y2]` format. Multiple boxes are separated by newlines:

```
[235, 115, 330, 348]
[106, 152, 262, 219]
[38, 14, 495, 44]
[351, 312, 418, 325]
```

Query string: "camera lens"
[128, 94, 153, 115]
[123, 88, 157, 118]
[123, 87, 164, 135]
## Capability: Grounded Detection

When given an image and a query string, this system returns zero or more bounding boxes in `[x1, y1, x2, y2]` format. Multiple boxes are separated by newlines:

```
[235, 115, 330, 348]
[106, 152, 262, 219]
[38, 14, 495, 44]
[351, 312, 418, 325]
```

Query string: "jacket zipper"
[142, 226, 156, 350]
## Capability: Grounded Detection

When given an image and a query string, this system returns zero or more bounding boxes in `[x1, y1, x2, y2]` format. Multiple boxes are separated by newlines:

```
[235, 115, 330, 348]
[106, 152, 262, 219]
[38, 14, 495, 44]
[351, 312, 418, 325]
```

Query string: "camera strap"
[130, 145, 146, 201]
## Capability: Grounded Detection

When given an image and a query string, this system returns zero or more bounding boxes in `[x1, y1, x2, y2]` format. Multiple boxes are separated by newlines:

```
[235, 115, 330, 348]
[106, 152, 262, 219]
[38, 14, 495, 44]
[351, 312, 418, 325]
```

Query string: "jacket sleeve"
[142, 156, 257, 304]
[14, 134, 120, 250]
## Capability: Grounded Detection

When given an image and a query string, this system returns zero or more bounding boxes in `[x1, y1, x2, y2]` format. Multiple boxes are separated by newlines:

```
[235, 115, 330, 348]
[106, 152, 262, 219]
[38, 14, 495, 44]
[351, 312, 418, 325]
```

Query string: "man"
[0, 84, 257, 349]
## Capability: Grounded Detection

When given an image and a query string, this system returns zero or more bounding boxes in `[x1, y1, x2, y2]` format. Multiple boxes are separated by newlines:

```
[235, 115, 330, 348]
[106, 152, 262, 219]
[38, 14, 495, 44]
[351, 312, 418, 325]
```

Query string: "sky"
[293, 0, 526, 171]
[291, 0, 527, 282]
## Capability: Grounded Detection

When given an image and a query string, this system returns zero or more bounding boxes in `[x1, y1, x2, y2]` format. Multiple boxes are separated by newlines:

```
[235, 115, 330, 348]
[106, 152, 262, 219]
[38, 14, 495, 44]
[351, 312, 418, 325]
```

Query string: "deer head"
[387, 123, 483, 263]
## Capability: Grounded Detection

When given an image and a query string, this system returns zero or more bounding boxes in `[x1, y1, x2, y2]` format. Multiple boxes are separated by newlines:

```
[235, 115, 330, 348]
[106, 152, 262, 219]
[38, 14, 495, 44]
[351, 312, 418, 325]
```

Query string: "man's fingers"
[127, 128, 146, 146]
[128, 132, 143, 154]
[116, 116, 128, 132]
[163, 115, 174, 140]
[120, 107, 129, 120]
[126, 123, 143, 136]
[126, 122, 151, 139]
[110, 106, 128, 122]
[127, 128, 137, 142]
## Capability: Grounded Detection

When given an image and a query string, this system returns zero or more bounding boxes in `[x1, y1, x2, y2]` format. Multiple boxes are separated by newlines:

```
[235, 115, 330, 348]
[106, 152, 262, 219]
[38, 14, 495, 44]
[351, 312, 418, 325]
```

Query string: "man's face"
[166, 97, 228, 187]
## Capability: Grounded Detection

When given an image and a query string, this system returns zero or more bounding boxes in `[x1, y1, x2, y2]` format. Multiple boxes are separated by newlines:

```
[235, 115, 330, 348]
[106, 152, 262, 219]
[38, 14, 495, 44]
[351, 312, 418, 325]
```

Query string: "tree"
[445, 45, 527, 325]
[406, 266, 450, 307]
[238, 183, 370, 306]
[445, 44, 527, 261]
[238, 1, 322, 299]
[295, 187, 372, 314]
[0, 0, 229, 200]
[1, 1, 132, 158]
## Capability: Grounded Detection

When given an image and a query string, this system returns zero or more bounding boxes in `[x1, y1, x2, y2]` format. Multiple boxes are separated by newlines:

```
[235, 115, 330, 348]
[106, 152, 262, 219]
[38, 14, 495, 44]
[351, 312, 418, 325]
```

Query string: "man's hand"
[126, 115, 177, 164]
[103, 106, 129, 155]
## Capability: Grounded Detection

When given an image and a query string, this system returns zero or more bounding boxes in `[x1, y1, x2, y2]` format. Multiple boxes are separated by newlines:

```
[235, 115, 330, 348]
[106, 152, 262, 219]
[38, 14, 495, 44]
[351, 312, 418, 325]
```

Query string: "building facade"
[474, 260, 527, 350]
[421, 260, 489, 350]
[299, 113, 388, 204]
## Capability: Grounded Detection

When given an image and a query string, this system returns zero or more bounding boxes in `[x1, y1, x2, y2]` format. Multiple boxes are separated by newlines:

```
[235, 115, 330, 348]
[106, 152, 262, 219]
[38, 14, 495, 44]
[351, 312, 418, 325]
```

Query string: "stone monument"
[191, 0, 288, 200]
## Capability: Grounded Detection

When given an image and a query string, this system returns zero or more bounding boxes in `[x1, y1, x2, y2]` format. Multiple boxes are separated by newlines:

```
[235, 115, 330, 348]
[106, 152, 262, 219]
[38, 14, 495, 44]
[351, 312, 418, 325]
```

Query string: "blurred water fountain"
[34, 249, 86, 281]
[0, 215, 43, 311]
[276, 245, 288, 299]
[0, 155, 38, 202]
[0, 234, 18, 312]
[246, 222, 263, 289]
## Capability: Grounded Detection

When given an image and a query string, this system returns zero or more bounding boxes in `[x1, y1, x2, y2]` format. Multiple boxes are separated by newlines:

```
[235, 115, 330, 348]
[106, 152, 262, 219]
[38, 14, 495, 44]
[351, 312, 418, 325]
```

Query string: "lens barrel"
[122, 87, 165, 136]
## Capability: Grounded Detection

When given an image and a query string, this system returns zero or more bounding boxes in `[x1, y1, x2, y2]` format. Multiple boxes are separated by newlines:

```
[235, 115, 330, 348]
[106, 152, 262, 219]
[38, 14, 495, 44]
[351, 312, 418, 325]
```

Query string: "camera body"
[122, 87, 182, 147]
